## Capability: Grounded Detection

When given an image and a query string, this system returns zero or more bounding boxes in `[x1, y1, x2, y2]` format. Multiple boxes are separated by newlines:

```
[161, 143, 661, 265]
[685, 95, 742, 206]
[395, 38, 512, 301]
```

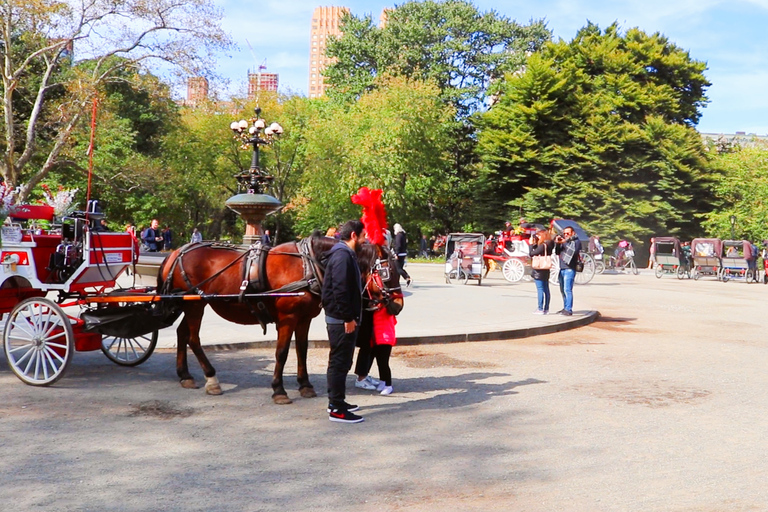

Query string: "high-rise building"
[184, 76, 209, 106]
[248, 71, 279, 99]
[308, 6, 349, 98]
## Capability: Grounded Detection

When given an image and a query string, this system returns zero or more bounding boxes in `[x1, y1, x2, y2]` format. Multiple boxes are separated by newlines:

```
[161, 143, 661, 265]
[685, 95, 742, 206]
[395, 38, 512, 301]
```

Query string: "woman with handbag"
[529, 230, 555, 314]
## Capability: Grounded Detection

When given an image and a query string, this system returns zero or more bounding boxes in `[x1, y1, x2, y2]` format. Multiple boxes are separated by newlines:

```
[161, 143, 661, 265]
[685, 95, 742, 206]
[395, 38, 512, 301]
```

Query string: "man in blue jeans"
[322, 220, 365, 423]
[555, 226, 581, 316]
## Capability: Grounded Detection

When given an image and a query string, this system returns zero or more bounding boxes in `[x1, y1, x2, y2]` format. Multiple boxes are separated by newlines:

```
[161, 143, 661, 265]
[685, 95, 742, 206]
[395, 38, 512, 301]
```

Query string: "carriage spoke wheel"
[502, 258, 525, 283]
[101, 331, 158, 366]
[3, 297, 74, 386]
[575, 254, 596, 285]
[655, 266, 664, 279]
[595, 260, 605, 274]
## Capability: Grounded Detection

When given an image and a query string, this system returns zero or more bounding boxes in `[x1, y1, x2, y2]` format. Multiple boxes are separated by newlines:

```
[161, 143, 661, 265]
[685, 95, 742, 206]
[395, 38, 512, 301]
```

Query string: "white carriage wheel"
[3, 297, 74, 386]
[549, 257, 561, 285]
[101, 331, 159, 367]
[575, 254, 596, 285]
[502, 258, 525, 283]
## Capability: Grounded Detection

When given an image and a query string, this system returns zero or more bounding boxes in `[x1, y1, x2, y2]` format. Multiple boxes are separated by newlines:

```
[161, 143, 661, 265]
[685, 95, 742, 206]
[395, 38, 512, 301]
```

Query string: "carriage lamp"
[229, 107, 283, 194]
[729, 214, 736, 240]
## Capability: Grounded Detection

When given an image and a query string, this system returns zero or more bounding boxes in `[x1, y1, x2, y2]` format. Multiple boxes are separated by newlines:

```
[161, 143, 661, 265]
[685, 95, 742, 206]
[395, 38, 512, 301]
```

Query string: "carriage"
[482, 232, 533, 283]
[719, 240, 758, 283]
[653, 237, 689, 279]
[444, 233, 485, 285]
[691, 238, 722, 280]
[0, 205, 161, 385]
[0, 206, 310, 387]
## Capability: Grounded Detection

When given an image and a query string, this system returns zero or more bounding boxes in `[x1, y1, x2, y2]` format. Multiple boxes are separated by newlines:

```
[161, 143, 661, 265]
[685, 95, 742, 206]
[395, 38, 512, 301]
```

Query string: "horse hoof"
[180, 379, 199, 389]
[273, 394, 292, 405]
[205, 385, 223, 396]
[205, 376, 222, 395]
[299, 387, 317, 398]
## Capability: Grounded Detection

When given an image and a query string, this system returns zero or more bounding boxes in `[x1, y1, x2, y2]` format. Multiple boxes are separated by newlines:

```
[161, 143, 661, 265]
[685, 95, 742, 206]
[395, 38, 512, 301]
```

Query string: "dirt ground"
[2, 271, 768, 511]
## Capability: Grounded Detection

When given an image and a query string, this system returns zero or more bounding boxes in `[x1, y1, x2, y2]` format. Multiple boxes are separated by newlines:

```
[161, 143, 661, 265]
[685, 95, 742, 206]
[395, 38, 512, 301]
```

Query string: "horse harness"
[363, 249, 404, 314]
[161, 239, 327, 333]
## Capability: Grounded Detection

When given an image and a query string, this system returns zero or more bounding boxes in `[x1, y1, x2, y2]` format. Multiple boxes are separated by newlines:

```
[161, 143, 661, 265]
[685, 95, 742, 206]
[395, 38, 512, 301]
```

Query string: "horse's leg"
[294, 317, 317, 398]
[184, 303, 222, 396]
[271, 319, 296, 404]
[176, 313, 198, 389]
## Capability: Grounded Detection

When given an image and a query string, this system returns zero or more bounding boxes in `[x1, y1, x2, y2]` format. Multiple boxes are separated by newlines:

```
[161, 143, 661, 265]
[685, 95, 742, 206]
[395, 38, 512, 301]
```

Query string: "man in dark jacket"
[322, 220, 364, 423]
[554, 226, 582, 316]
[142, 219, 163, 252]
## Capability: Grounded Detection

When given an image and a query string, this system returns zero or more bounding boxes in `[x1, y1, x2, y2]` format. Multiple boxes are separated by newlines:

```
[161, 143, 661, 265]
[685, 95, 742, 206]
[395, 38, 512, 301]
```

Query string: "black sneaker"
[326, 400, 359, 413]
[329, 408, 364, 423]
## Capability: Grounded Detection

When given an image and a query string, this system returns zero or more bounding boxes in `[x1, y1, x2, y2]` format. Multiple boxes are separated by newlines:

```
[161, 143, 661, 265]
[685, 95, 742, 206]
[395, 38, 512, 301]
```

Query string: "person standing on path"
[163, 226, 173, 251]
[647, 237, 656, 269]
[190, 228, 203, 244]
[529, 230, 555, 314]
[554, 226, 581, 316]
[142, 219, 163, 252]
[393, 223, 412, 287]
[322, 220, 365, 424]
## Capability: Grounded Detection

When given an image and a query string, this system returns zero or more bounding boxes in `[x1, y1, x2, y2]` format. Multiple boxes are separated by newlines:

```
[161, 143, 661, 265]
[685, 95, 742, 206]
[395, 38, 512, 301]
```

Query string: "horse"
[157, 234, 402, 404]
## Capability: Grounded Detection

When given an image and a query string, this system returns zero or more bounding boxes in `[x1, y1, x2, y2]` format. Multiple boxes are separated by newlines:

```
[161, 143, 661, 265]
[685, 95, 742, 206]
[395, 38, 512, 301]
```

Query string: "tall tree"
[702, 144, 768, 241]
[478, 23, 713, 245]
[1, 0, 231, 198]
[293, 76, 455, 236]
[324, 0, 550, 115]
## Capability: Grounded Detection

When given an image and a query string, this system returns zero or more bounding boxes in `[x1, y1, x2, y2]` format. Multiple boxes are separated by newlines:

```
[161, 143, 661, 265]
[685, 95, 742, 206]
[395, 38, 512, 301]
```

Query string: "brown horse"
[158, 235, 401, 404]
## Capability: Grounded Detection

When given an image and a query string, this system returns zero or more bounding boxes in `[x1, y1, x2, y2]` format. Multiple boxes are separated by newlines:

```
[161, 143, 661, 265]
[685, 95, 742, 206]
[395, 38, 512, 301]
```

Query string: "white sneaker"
[376, 381, 387, 392]
[364, 375, 381, 386]
[355, 378, 377, 390]
[532, 310, 545, 315]
[380, 385, 394, 395]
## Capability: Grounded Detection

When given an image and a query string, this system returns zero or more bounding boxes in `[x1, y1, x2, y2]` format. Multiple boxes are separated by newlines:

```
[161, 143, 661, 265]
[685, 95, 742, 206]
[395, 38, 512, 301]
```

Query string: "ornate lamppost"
[729, 214, 736, 240]
[225, 107, 283, 246]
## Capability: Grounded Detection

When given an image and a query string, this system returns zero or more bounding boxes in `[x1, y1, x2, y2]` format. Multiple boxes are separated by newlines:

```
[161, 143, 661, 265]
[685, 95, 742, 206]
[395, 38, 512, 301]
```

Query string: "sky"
[209, 0, 768, 134]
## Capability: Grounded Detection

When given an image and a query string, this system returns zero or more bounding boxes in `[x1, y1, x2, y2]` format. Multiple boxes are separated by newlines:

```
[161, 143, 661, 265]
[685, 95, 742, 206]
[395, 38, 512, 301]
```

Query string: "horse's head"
[358, 242, 404, 315]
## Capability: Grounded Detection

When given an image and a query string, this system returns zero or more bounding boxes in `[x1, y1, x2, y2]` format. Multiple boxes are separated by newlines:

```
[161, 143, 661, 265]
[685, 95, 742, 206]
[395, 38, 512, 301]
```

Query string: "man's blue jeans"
[533, 278, 551, 312]
[558, 268, 576, 312]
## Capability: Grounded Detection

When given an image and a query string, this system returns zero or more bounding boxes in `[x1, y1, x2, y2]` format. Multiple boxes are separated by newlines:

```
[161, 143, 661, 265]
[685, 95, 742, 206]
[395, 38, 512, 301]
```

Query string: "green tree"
[1, 0, 231, 198]
[477, 23, 713, 246]
[293, 76, 455, 236]
[324, 0, 550, 115]
[702, 144, 768, 241]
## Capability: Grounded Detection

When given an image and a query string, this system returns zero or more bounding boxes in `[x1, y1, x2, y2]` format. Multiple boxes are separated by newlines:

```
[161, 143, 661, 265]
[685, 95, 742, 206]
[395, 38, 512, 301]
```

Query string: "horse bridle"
[363, 250, 403, 311]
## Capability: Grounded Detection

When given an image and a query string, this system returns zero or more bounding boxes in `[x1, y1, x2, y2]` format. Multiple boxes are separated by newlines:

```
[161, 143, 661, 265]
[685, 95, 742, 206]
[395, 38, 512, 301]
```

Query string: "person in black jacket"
[529, 230, 555, 314]
[322, 220, 365, 423]
[142, 219, 163, 252]
[393, 223, 411, 286]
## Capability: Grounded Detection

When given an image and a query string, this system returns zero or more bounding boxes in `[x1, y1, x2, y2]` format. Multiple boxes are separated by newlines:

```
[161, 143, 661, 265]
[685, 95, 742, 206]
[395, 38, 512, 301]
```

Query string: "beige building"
[308, 6, 349, 98]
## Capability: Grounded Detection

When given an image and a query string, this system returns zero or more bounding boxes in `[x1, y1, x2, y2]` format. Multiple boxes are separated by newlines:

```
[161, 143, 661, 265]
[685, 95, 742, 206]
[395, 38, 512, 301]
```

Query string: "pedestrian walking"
[529, 230, 555, 314]
[393, 223, 411, 287]
[419, 234, 428, 258]
[190, 228, 203, 243]
[322, 220, 365, 424]
[554, 226, 581, 316]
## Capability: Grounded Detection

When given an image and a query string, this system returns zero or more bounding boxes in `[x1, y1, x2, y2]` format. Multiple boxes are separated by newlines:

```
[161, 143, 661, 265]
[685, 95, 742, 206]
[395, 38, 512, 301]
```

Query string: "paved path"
[133, 263, 598, 349]
[4, 269, 768, 511]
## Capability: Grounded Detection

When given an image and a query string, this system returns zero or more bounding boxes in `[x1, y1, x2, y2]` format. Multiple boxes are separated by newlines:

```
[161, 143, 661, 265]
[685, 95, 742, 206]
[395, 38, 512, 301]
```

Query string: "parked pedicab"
[719, 240, 759, 283]
[444, 233, 485, 285]
[690, 238, 722, 280]
[653, 237, 690, 279]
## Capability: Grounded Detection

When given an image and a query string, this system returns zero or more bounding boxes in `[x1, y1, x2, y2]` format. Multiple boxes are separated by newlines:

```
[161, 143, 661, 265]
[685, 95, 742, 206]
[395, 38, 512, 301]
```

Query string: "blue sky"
[211, 0, 768, 134]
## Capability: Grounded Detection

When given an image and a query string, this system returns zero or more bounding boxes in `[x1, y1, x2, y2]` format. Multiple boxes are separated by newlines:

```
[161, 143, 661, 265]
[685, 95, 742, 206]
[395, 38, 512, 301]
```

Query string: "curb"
[157, 310, 600, 352]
